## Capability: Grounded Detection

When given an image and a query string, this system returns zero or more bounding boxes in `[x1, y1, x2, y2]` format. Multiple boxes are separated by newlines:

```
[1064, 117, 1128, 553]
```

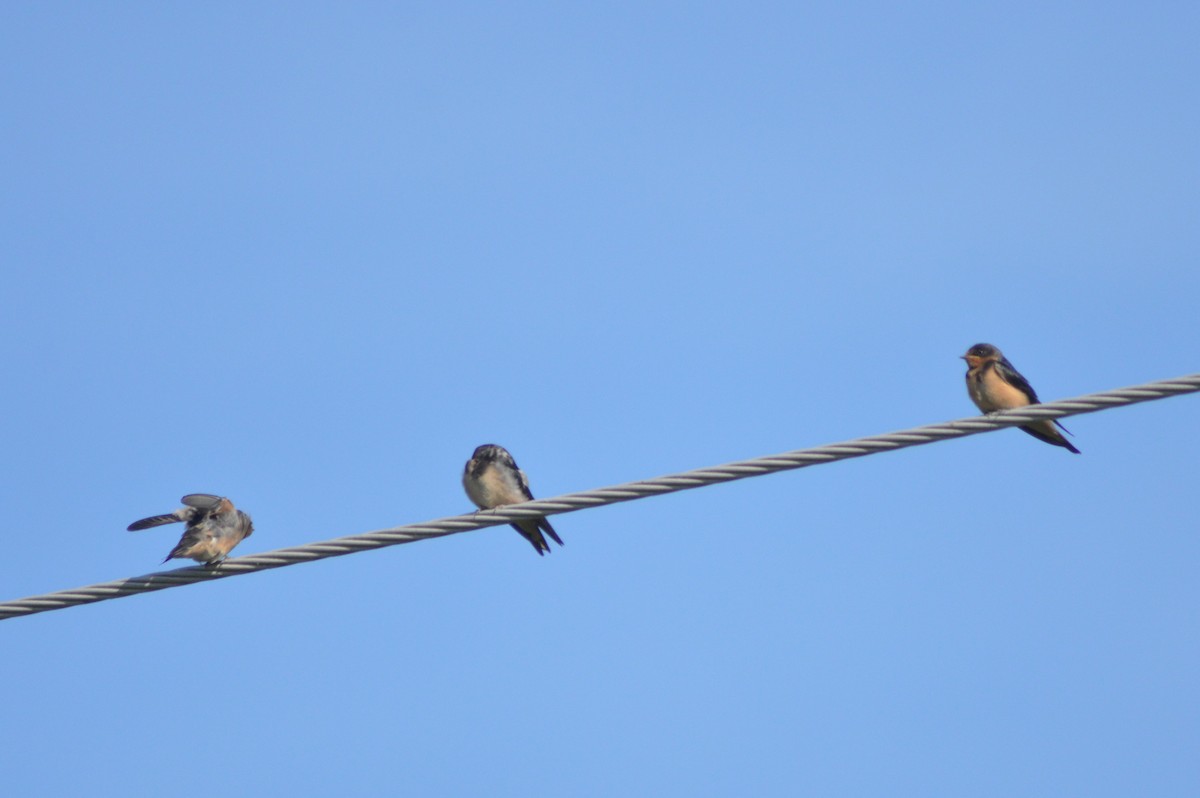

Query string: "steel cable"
[1, 372, 1196, 621]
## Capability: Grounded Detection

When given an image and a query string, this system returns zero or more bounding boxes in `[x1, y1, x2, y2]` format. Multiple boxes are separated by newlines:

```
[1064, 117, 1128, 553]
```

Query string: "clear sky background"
[2, 3, 1197, 796]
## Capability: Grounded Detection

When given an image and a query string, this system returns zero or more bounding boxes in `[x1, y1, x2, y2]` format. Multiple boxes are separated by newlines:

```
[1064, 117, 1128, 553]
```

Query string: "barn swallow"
[962, 343, 1080, 454]
[463, 444, 564, 555]
[127, 494, 254, 566]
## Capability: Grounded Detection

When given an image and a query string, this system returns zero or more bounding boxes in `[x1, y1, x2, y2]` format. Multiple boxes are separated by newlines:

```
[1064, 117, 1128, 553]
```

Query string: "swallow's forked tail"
[540, 518, 564, 547]
[1019, 421, 1082, 454]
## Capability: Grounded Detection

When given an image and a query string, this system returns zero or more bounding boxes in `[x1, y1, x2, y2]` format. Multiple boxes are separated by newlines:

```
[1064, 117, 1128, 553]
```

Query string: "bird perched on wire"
[962, 343, 1080, 454]
[463, 444, 564, 555]
[127, 494, 254, 565]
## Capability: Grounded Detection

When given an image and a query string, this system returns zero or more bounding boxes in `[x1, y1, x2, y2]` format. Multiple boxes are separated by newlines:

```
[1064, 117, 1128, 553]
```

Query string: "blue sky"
[2, 3, 1197, 795]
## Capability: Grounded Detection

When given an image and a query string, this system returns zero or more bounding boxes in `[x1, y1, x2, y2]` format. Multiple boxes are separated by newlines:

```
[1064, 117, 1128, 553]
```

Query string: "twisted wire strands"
[2, 372, 1197, 622]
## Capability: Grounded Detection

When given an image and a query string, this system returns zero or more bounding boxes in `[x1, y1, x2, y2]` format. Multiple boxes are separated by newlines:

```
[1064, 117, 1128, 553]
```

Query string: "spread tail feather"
[127, 513, 183, 531]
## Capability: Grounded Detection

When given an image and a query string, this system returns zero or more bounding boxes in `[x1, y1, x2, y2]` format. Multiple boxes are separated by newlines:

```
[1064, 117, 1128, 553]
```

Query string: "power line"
[2, 372, 1197, 622]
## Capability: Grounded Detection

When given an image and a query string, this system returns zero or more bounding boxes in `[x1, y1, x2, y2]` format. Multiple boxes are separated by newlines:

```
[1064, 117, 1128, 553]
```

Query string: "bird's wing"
[994, 357, 1040, 404]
